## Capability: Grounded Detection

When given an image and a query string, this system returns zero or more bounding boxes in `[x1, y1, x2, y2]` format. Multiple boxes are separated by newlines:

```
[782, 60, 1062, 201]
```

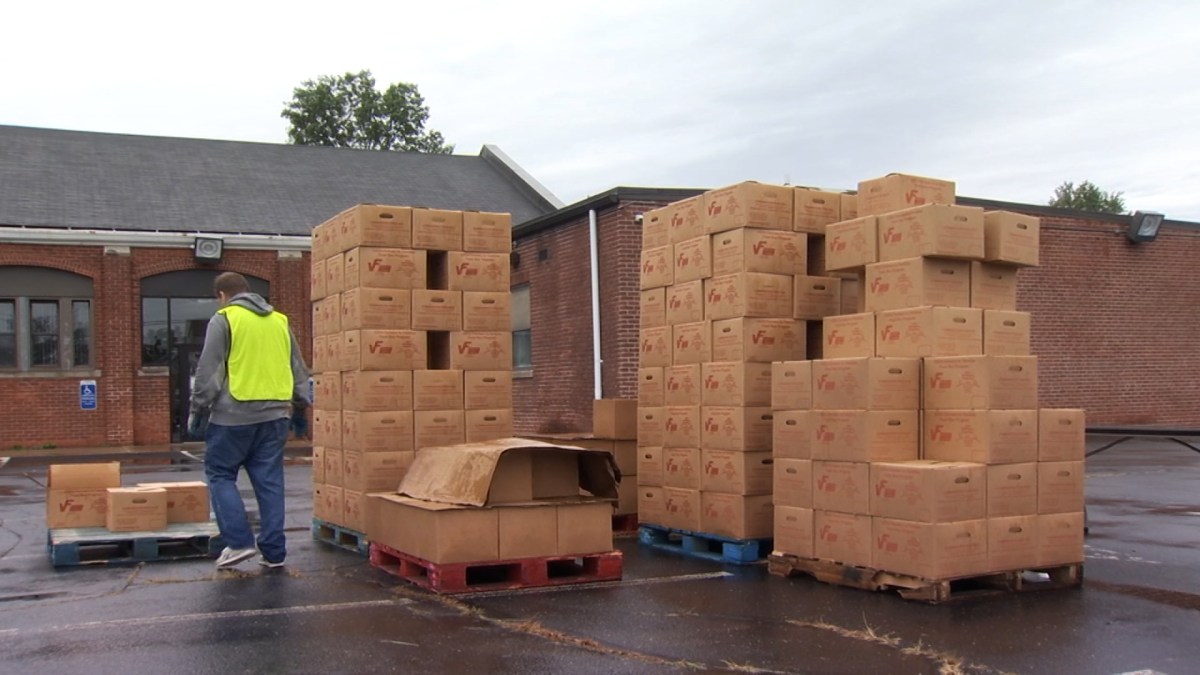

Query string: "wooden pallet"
[768, 552, 1084, 603]
[369, 542, 623, 594]
[48, 522, 222, 567]
[311, 518, 369, 556]
[612, 513, 639, 533]
[638, 524, 771, 565]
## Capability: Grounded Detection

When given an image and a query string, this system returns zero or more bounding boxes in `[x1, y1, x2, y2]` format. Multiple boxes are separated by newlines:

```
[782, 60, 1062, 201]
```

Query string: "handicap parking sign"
[80, 380, 97, 410]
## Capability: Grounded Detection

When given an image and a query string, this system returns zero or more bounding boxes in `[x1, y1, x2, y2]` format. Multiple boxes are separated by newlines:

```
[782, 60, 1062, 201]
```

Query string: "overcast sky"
[3, 1, 1198, 220]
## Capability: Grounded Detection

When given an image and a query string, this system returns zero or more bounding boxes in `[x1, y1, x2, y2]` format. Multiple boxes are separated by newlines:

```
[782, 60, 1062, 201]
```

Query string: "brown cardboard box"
[313, 295, 341, 336]
[637, 408, 664, 448]
[704, 272, 794, 320]
[466, 409, 514, 443]
[813, 461, 870, 514]
[638, 367, 665, 407]
[989, 515, 1040, 572]
[664, 364, 702, 406]
[344, 330, 427, 371]
[463, 294, 513, 344]
[344, 409, 416, 453]
[368, 494, 498, 563]
[664, 487, 703, 531]
[664, 447, 703, 489]
[774, 506, 814, 557]
[638, 447, 665, 486]
[984, 211, 1040, 267]
[773, 410, 813, 459]
[557, 502, 614, 555]
[701, 361, 773, 407]
[665, 280, 705, 325]
[666, 194, 706, 244]
[773, 459, 813, 507]
[311, 258, 327, 301]
[841, 276, 862, 315]
[642, 205, 671, 250]
[312, 483, 327, 521]
[983, 310, 1031, 356]
[413, 370, 464, 411]
[872, 517, 988, 579]
[815, 510, 872, 567]
[701, 493, 774, 539]
[616, 478, 639, 515]
[312, 335, 333, 373]
[313, 410, 342, 448]
[641, 287, 667, 329]
[343, 490, 366, 532]
[988, 463, 1038, 517]
[462, 211, 512, 253]
[312, 447, 326, 483]
[322, 484, 346, 524]
[663, 406, 702, 448]
[869, 461, 986, 522]
[449, 332, 512, 371]
[875, 306, 983, 358]
[673, 235, 712, 284]
[703, 181, 794, 234]
[793, 188, 842, 234]
[344, 247, 426, 290]
[483, 452, 578, 504]
[865, 257, 971, 312]
[639, 325, 672, 367]
[813, 410, 920, 463]
[106, 487, 168, 532]
[701, 450, 773, 495]
[711, 318, 806, 363]
[771, 361, 813, 410]
[840, 193, 858, 220]
[312, 221, 334, 264]
[594, 399, 638, 440]
[343, 450, 414, 493]
[412, 208, 464, 251]
[135, 482, 209, 523]
[923, 409, 1039, 464]
[639, 486, 667, 524]
[411, 290, 463, 331]
[414, 410, 466, 449]
[313, 373, 342, 411]
[712, 228, 806, 276]
[701, 406, 773, 452]
[46, 463, 120, 529]
[324, 448, 345, 486]
[342, 371, 413, 412]
[672, 321, 711, 365]
[970, 261, 1019, 310]
[1039, 409, 1086, 461]
[325, 253, 346, 295]
[876, 204, 985, 262]
[857, 173, 956, 217]
[1038, 461, 1085, 514]
[812, 357, 921, 410]
[824, 216, 878, 272]
[337, 204, 413, 251]
[822, 312, 875, 359]
[794, 276, 842, 321]
[1038, 512, 1085, 566]
[444, 252, 510, 292]
[464, 371, 513, 410]
[923, 355, 1038, 410]
[640, 245, 674, 289]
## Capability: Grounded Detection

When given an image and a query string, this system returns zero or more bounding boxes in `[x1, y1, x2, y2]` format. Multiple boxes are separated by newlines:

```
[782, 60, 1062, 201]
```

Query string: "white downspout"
[589, 209, 602, 400]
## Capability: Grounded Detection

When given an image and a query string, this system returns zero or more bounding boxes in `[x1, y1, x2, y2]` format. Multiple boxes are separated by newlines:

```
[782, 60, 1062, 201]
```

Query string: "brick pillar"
[99, 247, 136, 445]
[275, 251, 312, 367]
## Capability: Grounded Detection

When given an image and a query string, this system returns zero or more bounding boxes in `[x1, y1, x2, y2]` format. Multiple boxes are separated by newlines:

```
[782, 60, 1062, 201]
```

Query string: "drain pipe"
[589, 209, 602, 400]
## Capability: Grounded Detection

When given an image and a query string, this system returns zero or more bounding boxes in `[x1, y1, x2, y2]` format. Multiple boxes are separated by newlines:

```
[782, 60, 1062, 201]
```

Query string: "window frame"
[511, 283, 532, 375]
[0, 297, 93, 372]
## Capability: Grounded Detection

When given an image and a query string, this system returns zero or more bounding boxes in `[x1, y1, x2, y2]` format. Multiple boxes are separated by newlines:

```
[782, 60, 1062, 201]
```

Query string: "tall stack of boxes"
[770, 173, 1086, 580]
[310, 205, 515, 534]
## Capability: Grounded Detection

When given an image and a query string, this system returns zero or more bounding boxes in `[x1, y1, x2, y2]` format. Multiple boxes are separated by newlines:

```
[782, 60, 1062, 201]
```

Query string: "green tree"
[1049, 181, 1126, 214]
[282, 70, 454, 153]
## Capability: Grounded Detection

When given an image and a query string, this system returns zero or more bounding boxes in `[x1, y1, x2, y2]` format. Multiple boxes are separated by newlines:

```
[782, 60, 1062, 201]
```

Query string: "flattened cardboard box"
[703, 181, 794, 234]
[412, 208, 463, 252]
[771, 361, 813, 410]
[664, 364, 702, 406]
[923, 409, 1038, 464]
[864, 257, 971, 312]
[711, 318, 806, 363]
[47, 462, 120, 529]
[793, 188, 842, 234]
[772, 410, 813, 459]
[1038, 409, 1085, 461]
[875, 307, 983, 358]
[774, 506, 814, 558]
[664, 447, 702, 489]
[641, 288, 667, 329]
[344, 247, 426, 290]
[812, 357, 921, 410]
[640, 245, 674, 289]
[106, 487, 168, 533]
[711, 228, 806, 276]
[342, 371, 413, 412]
[872, 517, 988, 580]
[135, 482, 209, 523]
[984, 211, 1040, 267]
[638, 367, 665, 407]
[465, 371, 513, 410]
[876, 204, 985, 262]
[701, 361, 773, 407]
[815, 510, 872, 568]
[857, 173, 955, 217]
[462, 211, 512, 253]
[673, 235, 712, 284]
[665, 280, 705, 325]
[701, 492, 773, 540]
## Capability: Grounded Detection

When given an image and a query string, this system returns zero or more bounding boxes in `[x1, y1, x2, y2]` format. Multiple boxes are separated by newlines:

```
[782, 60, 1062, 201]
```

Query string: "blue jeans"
[204, 418, 289, 562]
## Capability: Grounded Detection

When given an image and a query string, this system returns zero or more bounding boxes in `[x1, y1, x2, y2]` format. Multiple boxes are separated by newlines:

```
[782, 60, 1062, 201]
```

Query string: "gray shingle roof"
[0, 125, 556, 235]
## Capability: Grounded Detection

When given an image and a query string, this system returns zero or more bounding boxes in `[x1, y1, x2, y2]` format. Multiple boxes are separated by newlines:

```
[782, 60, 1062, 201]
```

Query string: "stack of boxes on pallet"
[771, 173, 1086, 580]
[309, 205, 515, 535]
[46, 462, 209, 532]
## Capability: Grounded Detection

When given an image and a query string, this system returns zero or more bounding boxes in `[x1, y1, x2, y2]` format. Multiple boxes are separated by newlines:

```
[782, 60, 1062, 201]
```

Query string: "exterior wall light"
[193, 237, 224, 262]
[1126, 211, 1164, 243]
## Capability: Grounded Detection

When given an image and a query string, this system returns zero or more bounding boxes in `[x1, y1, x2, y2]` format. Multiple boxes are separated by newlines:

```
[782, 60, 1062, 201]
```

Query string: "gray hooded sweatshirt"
[190, 292, 310, 426]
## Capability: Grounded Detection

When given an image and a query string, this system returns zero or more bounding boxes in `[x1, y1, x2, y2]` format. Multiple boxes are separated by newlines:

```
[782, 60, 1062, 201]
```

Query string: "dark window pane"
[170, 298, 219, 348]
[30, 301, 59, 366]
[513, 329, 532, 370]
[0, 336, 14, 368]
[0, 300, 13, 368]
[73, 300, 91, 366]
[142, 297, 170, 366]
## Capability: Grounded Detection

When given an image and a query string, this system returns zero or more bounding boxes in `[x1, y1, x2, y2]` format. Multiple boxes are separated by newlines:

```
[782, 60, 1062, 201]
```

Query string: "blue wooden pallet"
[638, 524, 771, 565]
[311, 518, 369, 556]
[48, 522, 222, 567]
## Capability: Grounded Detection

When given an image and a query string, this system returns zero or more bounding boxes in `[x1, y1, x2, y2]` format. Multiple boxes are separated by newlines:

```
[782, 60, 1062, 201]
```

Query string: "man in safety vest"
[190, 272, 310, 569]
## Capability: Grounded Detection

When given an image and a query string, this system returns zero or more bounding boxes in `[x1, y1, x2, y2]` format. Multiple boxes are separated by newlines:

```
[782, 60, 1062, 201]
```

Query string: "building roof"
[0, 125, 559, 235]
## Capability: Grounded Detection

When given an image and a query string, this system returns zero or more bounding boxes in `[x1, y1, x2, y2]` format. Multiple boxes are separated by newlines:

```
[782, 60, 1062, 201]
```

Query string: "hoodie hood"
[229, 292, 274, 316]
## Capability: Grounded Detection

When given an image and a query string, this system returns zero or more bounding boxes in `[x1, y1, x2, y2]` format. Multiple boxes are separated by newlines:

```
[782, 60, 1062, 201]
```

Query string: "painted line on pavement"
[458, 570, 734, 599]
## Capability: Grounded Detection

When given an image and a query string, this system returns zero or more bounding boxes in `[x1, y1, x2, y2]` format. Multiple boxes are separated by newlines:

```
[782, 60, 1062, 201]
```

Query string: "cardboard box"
[342, 490, 366, 532]
[311, 258, 327, 301]
[923, 409, 1039, 464]
[638, 447, 665, 486]
[443, 252, 510, 292]
[639, 325, 672, 367]
[462, 211, 512, 253]
[313, 372, 343, 411]
[666, 194, 706, 244]
[988, 463, 1038, 517]
[864, 257, 971, 312]
[313, 409, 342, 448]
[313, 295, 341, 336]
[368, 494, 498, 563]
[642, 205, 671, 250]
[704, 272, 794, 320]
[324, 447, 345, 486]
[812, 357, 921, 410]
[872, 517, 988, 579]
[411, 290, 463, 331]
[464, 371, 512, 410]
[701, 361, 773, 407]
[664, 364, 702, 406]
[869, 461, 986, 522]
[46, 463, 120, 529]
[701, 406, 773, 452]
[665, 280, 705, 325]
[344, 247, 426, 290]
[466, 409, 514, 443]
[413, 370, 464, 411]
[325, 253, 345, 295]
[989, 515, 1039, 572]
[312, 335, 334, 373]
[822, 312, 875, 359]
[773, 459, 813, 507]
[970, 262, 1019, 310]
[824, 216, 878, 272]
[343, 450, 414, 493]
[841, 276, 862, 315]
[673, 235, 712, 284]
[875, 307, 983, 358]
[637, 408, 664, 448]
[342, 371, 413, 412]
[772, 410, 813, 459]
[313, 447, 326, 483]
[1039, 409, 1086, 461]
[1038, 512, 1085, 566]
[813, 461, 870, 514]
[793, 276, 842, 320]
[593, 399, 638, 440]
[663, 487, 702, 531]
[672, 321, 712, 365]
[857, 173, 956, 217]
[703, 181, 794, 234]
[984, 211, 1040, 267]
[793, 188, 842, 234]
[771, 361, 813, 410]
[412, 208, 463, 252]
[711, 318, 806, 363]
[135, 482, 209, 523]
[517, 435, 635, 477]
[460, 292, 510, 332]
[641, 288, 667, 328]
[701, 493, 774, 539]
[414, 410, 466, 449]
[557, 502, 614, 555]
[321, 484, 346, 524]
[983, 310, 1031, 356]
[640, 246, 674, 289]
[638, 367, 665, 407]
[840, 193, 858, 220]
[813, 410, 920, 463]
[663, 406, 702, 448]
[711, 228, 807, 276]
[774, 506, 814, 557]
[923, 355, 1038, 410]
[876, 204, 985, 262]
[1038, 461, 1085, 514]
[105, 487, 168, 532]
[338, 204, 413, 251]
[701, 450, 773, 495]
[638, 486, 667, 525]
[343, 330, 427, 371]
[312, 221, 334, 263]
[815, 510, 872, 567]
[664, 447, 703, 489]
[616, 478, 639, 515]
[449, 332, 512, 371]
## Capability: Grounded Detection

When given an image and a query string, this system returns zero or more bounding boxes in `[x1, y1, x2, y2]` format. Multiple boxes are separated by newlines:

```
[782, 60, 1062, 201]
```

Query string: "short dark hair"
[213, 272, 250, 297]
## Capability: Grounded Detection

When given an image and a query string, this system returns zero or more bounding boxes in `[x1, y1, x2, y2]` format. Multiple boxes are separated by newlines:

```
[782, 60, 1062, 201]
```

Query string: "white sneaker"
[215, 547, 257, 569]
[258, 556, 286, 568]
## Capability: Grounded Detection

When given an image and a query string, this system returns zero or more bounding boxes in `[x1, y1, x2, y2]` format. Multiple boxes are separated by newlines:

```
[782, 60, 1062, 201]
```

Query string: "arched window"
[0, 266, 94, 371]
[139, 270, 269, 366]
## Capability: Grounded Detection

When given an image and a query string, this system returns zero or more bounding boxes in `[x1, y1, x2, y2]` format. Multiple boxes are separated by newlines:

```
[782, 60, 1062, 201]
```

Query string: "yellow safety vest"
[217, 305, 293, 401]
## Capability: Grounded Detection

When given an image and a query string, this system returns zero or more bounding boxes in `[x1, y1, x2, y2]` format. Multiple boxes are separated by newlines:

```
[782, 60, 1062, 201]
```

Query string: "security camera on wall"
[634, 214, 644, 225]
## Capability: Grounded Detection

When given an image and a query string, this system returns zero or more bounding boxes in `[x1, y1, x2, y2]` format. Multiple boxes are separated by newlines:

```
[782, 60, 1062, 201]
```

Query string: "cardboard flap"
[398, 438, 618, 507]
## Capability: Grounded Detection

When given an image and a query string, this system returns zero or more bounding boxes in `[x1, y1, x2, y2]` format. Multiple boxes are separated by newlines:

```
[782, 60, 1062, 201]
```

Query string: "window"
[30, 301, 59, 366]
[0, 267, 94, 371]
[140, 270, 268, 367]
[512, 284, 531, 371]
[0, 300, 15, 368]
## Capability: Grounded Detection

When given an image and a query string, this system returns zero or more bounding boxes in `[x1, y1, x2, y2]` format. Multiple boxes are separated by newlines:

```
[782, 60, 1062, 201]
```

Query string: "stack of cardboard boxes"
[310, 204, 516, 534]
[770, 173, 1086, 580]
[46, 462, 210, 532]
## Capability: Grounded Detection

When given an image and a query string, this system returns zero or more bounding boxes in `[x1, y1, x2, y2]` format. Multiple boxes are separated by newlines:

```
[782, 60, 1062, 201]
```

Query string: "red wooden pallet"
[612, 513, 639, 533]
[369, 542, 623, 594]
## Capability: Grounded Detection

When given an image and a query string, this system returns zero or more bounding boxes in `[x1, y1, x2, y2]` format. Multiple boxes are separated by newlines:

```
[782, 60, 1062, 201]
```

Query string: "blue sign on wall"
[80, 380, 97, 411]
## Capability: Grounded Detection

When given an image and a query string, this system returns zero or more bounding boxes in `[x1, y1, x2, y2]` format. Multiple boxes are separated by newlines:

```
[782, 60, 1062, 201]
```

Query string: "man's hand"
[187, 411, 208, 438]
